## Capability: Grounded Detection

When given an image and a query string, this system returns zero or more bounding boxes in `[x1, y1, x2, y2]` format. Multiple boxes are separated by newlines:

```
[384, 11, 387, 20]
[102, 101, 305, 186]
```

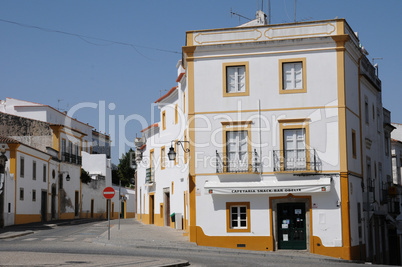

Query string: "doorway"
[41, 190, 47, 222]
[163, 189, 170, 227]
[277, 202, 307, 249]
[91, 199, 94, 218]
[149, 194, 155, 224]
[74, 191, 79, 217]
[51, 185, 56, 219]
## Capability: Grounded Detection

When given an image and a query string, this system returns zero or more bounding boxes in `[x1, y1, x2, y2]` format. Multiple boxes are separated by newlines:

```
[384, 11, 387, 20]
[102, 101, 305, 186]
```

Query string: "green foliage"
[117, 148, 135, 187]
[80, 168, 91, 184]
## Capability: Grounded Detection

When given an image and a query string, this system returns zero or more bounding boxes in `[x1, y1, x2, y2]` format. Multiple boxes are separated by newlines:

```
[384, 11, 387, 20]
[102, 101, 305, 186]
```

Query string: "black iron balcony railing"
[61, 152, 82, 165]
[216, 149, 261, 174]
[273, 149, 318, 172]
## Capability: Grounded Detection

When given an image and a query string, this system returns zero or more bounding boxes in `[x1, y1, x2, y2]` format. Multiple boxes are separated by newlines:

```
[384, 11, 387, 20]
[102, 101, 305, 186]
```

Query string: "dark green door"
[277, 203, 306, 249]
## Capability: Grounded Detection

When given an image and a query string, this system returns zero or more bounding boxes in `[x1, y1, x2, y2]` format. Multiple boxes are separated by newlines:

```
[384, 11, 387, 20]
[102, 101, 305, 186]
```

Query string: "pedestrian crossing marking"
[63, 238, 76, 242]
[43, 238, 56, 241]
[22, 238, 38, 241]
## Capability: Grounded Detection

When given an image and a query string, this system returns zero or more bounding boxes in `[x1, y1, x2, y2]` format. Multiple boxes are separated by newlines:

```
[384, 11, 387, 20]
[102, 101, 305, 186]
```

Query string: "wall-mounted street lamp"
[168, 140, 190, 161]
[60, 171, 70, 182]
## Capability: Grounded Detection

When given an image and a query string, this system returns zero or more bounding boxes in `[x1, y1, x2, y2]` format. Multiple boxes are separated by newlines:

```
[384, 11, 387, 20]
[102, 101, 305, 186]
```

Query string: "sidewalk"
[95, 219, 352, 264]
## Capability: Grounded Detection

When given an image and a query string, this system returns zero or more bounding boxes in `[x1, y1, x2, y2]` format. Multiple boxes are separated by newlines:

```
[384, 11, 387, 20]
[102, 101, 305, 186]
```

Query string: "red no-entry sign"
[103, 187, 115, 199]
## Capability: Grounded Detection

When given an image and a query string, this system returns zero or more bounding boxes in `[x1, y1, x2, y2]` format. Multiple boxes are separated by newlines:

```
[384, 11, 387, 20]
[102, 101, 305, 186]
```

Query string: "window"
[221, 121, 252, 173]
[279, 58, 307, 94]
[161, 146, 165, 170]
[69, 141, 73, 162]
[162, 111, 166, 130]
[226, 202, 250, 232]
[226, 131, 249, 172]
[385, 134, 390, 156]
[352, 129, 357, 159]
[32, 161, 36, 180]
[43, 164, 47, 182]
[365, 98, 369, 124]
[20, 156, 24, 178]
[62, 139, 66, 161]
[377, 109, 381, 132]
[32, 190, 36, 201]
[223, 62, 249, 97]
[175, 104, 178, 125]
[20, 188, 24, 201]
[278, 119, 311, 171]
[150, 149, 155, 182]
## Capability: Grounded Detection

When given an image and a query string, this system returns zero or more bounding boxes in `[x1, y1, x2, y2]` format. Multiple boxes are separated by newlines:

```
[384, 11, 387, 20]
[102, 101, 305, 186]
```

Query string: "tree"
[117, 148, 135, 187]
[80, 168, 91, 184]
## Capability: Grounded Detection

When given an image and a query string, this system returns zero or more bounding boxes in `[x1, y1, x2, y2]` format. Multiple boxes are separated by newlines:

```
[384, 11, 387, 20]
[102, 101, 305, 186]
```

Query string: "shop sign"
[207, 185, 330, 195]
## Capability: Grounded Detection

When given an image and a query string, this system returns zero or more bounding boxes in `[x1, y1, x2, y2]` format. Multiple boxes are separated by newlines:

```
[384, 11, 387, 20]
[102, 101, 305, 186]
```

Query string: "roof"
[140, 123, 159, 133]
[6, 97, 94, 128]
[176, 71, 185, 82]
[0, 136, 19, 144]
[155, 86, 178, 103]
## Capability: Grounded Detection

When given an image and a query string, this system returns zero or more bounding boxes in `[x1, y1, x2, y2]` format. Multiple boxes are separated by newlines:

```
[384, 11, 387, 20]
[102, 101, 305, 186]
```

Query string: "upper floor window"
[365, 98, 369, 124]
[162, 111, 166, 130]
[20, 156, 24, 178]
[161, 146, 165, 170]
[352, 129, 357, 159]
[279, 58, 307, 94]
[32, 161, 36, 180]
[43, 164, 47, 182]
[223, 62, 249, 97]
[175, 104, 178, 125]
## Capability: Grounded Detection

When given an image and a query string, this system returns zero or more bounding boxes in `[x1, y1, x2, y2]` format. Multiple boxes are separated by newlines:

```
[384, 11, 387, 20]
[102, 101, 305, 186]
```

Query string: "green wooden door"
[277, 203, 306, 249]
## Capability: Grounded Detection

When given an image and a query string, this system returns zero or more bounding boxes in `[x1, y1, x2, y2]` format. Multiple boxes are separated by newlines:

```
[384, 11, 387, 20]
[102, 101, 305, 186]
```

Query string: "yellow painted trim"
[278, 119, 310, 172]
[279, 58, 307, 94]
[17, 150, 51, 163]
[196, 226, 273, 251]
[195, 28, 263, 45]
[171, 181, 174, 195]
[222, 123, 252, 173]
[161, 146, 165, 170]
[59, 213, 76, 220]
[14, 214, 42, 225]
[194, 105, 338, 115]
[222, 62, 250, 97]
[265, 23, 336, 40]
[184, 130, 188, 164]
[186, 32, 194, 47]
[150, 149, 154, 176]
[174, 139, 179, 166]
[184, 44, 197, 243]
[175, 104, 178, 124]
[313, 236, 363, 260]
[183, 92, 186, 114]
[340, 172, 351, 259]
[162, 110, 166, 130]
[226, 202, 250, 233]
[221, 120, 252, 126]
[50, 125, 62, 154]
[189, 47, 337, 61]
[8, 143, 20, 217]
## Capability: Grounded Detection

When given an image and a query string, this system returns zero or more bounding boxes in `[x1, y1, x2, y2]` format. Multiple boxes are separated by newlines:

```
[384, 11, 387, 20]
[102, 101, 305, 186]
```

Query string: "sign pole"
[108, 199, 110, 240]
[118, 180, 121, 230]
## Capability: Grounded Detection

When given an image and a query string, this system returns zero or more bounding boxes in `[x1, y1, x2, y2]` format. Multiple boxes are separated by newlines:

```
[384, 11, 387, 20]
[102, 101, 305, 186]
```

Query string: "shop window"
[226, 202, 250, 232]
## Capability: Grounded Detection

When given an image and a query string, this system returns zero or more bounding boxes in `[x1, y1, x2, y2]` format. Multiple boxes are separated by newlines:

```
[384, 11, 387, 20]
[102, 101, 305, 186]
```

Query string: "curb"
[0, 230, 34, 240]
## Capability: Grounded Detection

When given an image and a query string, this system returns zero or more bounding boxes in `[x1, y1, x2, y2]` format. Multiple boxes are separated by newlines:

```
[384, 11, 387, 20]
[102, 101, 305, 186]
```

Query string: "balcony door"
[284, 129, 306, 170]
[226, 131, 248, 172]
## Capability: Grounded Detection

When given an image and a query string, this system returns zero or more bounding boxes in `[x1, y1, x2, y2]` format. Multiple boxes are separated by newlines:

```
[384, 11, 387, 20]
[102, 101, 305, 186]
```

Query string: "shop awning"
[204, 177, 332, 195]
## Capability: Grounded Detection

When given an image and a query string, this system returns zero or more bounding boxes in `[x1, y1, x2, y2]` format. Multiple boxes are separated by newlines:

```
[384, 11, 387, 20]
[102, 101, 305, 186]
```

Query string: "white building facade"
[136, 15, 395, 262]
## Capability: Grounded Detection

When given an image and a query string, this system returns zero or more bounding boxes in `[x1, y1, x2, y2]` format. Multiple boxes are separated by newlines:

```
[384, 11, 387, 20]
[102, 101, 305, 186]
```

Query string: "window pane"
[240, 206, 247, 213]
[227, 66, 246, 93]
[283, 62, 303, 90]
[240, 221, 247, 227]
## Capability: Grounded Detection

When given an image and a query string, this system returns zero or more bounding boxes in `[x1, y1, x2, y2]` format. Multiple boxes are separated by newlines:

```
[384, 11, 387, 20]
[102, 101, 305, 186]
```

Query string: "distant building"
[0, 97, 123, 225]
[135, 12, 397, 263]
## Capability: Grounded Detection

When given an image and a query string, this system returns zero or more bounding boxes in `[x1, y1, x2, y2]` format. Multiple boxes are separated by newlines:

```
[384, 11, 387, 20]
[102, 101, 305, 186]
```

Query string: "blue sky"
[1, 0, 401, 164]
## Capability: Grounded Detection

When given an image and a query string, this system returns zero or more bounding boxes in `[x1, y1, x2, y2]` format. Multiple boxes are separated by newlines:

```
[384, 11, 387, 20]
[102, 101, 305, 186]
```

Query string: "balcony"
[61, 152, 82, 165]
[273, 149, 318, 172]
[216, 149, 261, 174]
[145, 167, 155, 184]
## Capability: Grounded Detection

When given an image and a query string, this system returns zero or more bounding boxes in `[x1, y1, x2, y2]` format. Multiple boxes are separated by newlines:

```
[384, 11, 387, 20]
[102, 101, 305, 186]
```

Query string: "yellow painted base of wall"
[15, 214, 42, 225]
[59, 213, 75, 220]
[80, 212, 106, 219]
[126, 212, 136, 218]
[196, 226, 273, 251]
[312, 236, 364, 260]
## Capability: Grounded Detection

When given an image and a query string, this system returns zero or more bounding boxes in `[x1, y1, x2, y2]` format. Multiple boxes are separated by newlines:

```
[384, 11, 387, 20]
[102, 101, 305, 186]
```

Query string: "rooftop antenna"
[57, 99, 63, 111]
[230, 8, 252, 25]
[372, 57, 383, 77]
[294, 0, 297, 22]
[268, 0, 271, 24]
